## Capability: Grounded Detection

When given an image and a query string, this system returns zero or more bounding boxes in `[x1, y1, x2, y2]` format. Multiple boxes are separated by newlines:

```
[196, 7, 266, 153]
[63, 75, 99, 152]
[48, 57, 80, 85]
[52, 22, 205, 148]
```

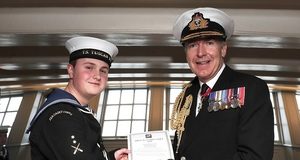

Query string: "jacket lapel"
[179, 66, 238, 153]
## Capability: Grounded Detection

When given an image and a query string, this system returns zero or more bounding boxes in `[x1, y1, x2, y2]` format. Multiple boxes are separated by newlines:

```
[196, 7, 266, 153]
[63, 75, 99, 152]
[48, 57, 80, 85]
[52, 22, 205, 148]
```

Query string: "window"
[101, 88, 150, 137]
[296, 93, 300, 114]
[270, 92, 280, 142]
[164, 87, 183, 136]
[0, 95, 23, 136]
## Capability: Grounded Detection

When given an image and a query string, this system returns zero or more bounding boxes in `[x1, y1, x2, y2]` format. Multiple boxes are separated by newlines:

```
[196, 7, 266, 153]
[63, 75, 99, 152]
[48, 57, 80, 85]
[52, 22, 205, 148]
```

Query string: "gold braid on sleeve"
[170, 83, 193, 153]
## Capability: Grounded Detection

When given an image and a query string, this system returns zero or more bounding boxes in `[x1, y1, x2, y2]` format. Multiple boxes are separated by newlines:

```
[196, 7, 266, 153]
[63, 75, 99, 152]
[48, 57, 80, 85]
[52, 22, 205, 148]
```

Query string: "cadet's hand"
[114, 148, 129, 160]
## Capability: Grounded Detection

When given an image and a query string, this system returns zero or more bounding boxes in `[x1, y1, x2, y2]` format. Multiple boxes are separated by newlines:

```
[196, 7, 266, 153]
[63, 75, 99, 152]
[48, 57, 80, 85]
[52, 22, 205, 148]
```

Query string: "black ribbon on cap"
[69, 49, 113, 67]
[180, 12, 227, 43]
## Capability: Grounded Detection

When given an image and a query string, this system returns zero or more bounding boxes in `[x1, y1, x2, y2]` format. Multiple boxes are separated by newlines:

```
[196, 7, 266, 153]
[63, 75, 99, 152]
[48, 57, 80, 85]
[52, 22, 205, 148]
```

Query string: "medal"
[220, 101, 227, 110]
[224, 103, 229, 109]
[213, 102, 220, 111]
[207, 91, 217, 112]
[237, 87, 245, 106]
[207, 105, 213, 112]
[214, 91, 222, 111]
[230, 98, 239, 108]
[219, 90, 227, 110]
[207, 87, 246, 111]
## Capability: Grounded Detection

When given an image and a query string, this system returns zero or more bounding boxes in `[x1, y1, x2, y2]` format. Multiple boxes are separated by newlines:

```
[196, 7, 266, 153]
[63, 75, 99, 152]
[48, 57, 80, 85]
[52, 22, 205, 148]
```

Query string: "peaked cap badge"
[188, 12, 209, 30]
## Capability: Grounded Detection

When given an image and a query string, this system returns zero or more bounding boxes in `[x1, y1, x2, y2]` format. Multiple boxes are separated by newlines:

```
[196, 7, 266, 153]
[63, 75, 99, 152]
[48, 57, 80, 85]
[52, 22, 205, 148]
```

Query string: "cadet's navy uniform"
[173, 66, 274, 160]
[27, 88, 115, 160]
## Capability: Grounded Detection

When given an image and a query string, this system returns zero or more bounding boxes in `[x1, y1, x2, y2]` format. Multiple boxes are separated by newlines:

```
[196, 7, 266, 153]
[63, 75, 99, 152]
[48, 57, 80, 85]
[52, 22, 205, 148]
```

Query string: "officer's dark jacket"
[173, 65, 274, 160]
[27, 88, 115, 160]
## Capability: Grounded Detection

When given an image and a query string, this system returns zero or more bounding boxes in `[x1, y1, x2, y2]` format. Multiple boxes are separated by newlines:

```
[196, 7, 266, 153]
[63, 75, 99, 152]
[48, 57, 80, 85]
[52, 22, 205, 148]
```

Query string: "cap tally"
[65, 36, 118, 67]
[173, 7, 234, 43]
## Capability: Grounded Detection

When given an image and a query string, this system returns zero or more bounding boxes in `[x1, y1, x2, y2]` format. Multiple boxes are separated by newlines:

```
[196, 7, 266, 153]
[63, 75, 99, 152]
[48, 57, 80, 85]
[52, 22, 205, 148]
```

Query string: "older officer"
[27, 36, 128, 160]
[170, 7, 274, 160]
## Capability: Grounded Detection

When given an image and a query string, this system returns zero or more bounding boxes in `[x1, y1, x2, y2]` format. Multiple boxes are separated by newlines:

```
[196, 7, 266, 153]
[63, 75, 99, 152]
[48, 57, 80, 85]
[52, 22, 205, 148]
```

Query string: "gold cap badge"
[188, 12, 209, 30]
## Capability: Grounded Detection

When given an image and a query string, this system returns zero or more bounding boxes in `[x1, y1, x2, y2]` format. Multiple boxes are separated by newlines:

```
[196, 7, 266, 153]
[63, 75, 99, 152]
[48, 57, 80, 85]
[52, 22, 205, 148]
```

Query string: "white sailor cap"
[65, 36, 118, 67]
[173, 7, 234, 44]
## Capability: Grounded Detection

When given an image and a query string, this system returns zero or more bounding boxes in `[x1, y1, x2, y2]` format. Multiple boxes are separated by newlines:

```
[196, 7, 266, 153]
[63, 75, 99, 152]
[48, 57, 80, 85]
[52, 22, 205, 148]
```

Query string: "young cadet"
[170, 7, 274, 160]
[27, 36, 129, 160]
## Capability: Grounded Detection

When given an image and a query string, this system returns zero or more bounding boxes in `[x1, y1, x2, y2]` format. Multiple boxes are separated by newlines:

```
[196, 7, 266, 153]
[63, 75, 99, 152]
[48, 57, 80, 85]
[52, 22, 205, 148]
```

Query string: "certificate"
[128, 130, 174, 160]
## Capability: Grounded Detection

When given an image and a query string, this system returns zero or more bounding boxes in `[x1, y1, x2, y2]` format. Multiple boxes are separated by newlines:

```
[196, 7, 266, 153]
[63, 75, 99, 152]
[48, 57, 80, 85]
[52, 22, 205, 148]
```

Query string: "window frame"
[0, 94, 23, 136]
[100, 88, 150, 138]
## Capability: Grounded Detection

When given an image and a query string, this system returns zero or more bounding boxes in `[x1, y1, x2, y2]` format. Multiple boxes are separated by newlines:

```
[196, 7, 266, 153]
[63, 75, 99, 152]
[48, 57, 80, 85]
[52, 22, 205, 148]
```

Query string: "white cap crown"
[173, 7, 234, 43]
[65, 36, 118, 66]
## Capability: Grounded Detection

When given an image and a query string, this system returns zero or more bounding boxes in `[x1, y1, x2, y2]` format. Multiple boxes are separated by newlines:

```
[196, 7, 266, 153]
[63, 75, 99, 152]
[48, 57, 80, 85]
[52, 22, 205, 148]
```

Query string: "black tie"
[200, 83, 210, 111]
[200, 83, 209, 96]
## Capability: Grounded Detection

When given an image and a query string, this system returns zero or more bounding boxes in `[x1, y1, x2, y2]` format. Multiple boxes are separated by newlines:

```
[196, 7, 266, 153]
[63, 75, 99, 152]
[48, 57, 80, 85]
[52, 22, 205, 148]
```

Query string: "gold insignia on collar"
[188, 12, 209, 30]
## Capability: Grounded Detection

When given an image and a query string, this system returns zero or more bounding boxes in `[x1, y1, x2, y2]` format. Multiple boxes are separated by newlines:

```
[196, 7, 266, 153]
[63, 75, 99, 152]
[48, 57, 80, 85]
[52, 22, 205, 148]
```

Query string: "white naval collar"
[196, 63, 225, 115]
[199, 63, 225, 89]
